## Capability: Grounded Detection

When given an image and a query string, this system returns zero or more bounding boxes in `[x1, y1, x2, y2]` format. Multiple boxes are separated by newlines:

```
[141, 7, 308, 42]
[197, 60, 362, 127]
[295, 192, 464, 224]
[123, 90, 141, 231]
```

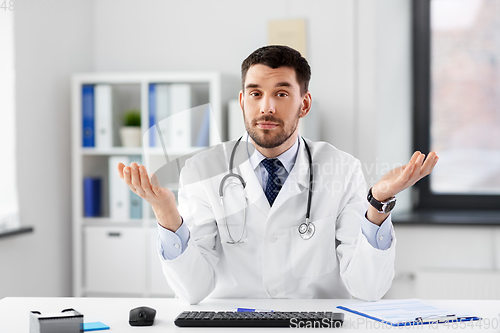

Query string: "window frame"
[412, 0, 500, 211]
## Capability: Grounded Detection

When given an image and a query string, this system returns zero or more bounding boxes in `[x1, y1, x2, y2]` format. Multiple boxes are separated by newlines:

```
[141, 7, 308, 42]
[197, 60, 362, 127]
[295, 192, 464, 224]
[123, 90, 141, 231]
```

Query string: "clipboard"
[337, 299, 481, 327]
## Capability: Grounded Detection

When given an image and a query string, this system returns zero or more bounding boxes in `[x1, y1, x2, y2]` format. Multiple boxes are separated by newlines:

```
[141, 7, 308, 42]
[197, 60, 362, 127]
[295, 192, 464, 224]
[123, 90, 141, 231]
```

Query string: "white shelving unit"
[71, 72, 228, 297]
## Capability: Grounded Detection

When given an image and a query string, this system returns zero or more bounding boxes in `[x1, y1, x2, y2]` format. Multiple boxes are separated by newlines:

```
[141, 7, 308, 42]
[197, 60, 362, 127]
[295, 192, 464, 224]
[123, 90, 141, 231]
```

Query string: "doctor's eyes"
[248, 91, 289, 98]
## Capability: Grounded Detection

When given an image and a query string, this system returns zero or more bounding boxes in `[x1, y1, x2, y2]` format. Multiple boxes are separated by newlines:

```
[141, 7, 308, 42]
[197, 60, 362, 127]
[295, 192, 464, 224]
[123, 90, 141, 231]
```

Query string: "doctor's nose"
[260, 98, 276, 114]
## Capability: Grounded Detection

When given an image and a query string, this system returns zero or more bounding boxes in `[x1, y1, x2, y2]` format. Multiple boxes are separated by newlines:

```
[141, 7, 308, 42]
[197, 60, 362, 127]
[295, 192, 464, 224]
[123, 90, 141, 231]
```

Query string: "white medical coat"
[159, 138, 396, 304]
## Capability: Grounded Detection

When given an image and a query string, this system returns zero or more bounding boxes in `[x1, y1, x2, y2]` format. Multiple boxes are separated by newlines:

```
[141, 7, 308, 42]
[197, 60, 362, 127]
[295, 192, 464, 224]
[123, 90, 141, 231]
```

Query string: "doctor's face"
[239, 64, 312, 150]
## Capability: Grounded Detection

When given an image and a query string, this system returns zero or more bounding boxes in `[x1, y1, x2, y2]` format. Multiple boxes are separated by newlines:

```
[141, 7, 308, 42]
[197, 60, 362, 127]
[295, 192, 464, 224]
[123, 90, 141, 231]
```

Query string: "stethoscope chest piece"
[298, 221, 315, 240]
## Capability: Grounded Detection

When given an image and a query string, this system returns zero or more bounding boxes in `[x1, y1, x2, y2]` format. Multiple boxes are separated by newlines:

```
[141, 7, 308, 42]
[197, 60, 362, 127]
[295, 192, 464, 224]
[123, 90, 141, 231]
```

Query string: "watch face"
[367, 187, 396, 213]
[384, 200, 396, 213]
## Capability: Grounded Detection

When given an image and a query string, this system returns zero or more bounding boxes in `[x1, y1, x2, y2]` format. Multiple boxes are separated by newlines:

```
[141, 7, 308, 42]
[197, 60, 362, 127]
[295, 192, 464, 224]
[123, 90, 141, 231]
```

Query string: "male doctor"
[118, 46, 438, 304]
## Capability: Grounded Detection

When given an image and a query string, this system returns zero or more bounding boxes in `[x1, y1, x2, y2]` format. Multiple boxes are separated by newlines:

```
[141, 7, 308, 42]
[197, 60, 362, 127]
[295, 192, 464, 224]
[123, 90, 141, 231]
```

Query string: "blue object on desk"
[237, 308, 273, 312]
[83, 322, 109, 331]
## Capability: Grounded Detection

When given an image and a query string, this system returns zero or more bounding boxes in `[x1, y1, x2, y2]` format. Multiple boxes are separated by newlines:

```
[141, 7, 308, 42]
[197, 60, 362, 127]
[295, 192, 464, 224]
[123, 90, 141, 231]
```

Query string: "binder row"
[82, 82, 210, 221]
[83, 156, 142, 219]
[82, 83, 210, 148]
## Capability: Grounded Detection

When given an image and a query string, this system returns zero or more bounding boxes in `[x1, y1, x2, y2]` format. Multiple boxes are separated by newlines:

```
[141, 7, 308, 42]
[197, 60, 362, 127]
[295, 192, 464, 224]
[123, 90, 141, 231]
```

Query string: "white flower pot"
[120, 127, 142, 147]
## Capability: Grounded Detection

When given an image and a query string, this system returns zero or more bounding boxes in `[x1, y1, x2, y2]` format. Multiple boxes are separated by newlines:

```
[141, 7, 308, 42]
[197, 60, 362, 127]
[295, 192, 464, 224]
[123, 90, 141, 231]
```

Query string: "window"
[0, 9, 20, 230]
[413, 0, 500, 211]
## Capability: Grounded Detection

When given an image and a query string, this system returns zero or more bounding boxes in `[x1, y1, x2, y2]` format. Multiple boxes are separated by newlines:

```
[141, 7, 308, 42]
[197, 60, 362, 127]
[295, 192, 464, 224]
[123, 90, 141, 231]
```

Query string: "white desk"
[0, 297, 498, 332]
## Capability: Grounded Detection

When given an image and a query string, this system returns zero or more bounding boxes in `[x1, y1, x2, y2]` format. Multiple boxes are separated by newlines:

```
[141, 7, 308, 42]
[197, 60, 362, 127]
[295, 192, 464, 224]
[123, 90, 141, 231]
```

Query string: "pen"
[415, 315, 458, 323]
[236, 308, 274, 312]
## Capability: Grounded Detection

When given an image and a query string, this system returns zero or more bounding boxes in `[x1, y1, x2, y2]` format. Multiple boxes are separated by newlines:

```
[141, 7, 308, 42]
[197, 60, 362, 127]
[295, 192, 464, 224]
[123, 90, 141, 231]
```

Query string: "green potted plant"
[120, 109, 142, 147]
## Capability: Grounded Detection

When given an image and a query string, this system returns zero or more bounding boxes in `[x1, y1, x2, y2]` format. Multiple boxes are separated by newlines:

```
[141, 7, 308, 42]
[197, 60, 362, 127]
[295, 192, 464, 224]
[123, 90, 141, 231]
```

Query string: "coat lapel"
[238, 154, 271, 217]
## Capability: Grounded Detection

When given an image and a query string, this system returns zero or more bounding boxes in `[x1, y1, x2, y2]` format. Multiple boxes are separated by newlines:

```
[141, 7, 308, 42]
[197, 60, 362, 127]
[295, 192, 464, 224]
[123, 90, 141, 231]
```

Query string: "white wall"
[91, 0, 359, 153]
[0, 0, 93, 297]
[356, 0, 412, 209]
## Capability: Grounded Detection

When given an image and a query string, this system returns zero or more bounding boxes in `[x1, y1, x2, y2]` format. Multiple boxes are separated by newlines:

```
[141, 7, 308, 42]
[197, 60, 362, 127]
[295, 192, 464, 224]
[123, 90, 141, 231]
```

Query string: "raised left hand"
[371, 151, 439, 202]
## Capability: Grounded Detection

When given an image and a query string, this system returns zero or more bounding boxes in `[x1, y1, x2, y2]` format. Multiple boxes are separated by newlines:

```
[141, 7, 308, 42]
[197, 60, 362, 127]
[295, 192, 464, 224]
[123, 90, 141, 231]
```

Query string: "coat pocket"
[290, 216, 337, 278]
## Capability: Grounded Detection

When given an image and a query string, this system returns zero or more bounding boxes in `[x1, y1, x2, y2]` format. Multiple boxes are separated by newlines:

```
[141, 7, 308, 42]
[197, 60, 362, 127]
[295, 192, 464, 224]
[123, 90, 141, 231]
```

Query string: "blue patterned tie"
[261, 158, 284, 206]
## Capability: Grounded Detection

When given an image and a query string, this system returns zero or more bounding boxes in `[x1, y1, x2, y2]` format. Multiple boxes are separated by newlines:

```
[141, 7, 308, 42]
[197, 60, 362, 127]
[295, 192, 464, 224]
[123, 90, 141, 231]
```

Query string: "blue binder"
[83, 177, 101, 217]
[148, 84, 156, 147]
[195, 104, 210, 147]
[82, 85, 95, 147]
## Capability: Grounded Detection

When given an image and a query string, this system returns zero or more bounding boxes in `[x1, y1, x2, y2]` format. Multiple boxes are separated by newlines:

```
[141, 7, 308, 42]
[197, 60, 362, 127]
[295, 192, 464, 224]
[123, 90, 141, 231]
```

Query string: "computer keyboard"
[174, 311, 344, 328]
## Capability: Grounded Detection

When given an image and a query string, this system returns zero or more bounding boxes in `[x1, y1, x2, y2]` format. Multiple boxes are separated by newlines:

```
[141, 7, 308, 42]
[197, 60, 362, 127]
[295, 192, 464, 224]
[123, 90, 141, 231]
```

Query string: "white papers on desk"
[337, 299, 480, 326]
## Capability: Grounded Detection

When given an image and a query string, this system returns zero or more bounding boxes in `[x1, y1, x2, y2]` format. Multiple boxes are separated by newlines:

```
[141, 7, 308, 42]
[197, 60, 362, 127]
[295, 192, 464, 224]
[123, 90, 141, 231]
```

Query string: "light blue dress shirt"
[158, 134, 393, 260]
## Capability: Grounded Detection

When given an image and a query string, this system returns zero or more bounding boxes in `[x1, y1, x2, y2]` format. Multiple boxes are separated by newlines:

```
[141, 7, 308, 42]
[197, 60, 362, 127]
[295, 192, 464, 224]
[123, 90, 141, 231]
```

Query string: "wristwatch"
[367, 187, 396, 213]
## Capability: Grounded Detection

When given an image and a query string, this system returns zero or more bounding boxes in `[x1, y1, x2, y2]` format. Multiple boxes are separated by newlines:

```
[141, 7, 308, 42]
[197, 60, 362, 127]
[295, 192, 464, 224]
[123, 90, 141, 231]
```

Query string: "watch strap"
[367, 187, 396, 213]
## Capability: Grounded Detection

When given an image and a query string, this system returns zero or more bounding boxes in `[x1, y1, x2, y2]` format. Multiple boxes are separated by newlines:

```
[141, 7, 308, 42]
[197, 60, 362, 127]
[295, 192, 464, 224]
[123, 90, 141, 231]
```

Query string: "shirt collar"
[245, 132, 300, 174]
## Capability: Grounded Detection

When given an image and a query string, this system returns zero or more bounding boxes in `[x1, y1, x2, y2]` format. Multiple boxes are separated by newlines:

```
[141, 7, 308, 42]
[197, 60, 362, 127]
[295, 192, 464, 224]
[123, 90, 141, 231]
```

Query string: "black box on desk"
[30, 308, 83, 333]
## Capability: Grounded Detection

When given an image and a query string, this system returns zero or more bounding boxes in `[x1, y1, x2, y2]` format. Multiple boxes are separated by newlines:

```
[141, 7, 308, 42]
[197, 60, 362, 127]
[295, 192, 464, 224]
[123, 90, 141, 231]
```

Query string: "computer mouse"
[129, 306, 156, 326]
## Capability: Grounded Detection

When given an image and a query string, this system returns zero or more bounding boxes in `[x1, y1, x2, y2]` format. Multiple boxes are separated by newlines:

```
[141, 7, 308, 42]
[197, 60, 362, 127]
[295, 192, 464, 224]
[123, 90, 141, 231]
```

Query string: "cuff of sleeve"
[361, 213, 394, 250]
[157, 219, 190, 260]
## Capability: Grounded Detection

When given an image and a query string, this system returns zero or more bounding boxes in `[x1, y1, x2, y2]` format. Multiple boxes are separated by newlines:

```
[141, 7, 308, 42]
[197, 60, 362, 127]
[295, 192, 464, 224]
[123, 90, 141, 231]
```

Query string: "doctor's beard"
[243, 105, 301, 149]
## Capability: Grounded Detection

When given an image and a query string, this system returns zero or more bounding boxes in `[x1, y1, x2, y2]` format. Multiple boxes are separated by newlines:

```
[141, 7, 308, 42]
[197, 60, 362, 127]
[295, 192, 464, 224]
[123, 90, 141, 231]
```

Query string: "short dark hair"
[241, 45, 311, 95]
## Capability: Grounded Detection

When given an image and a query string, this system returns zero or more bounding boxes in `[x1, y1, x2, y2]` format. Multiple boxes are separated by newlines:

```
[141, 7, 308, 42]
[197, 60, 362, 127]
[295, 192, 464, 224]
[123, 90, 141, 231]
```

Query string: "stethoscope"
[219, 135, 315, 244]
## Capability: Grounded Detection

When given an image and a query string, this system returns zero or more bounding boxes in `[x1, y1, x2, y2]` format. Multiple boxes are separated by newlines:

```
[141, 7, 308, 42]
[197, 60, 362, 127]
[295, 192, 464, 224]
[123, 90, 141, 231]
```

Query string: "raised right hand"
[117, 162, 182, 232]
